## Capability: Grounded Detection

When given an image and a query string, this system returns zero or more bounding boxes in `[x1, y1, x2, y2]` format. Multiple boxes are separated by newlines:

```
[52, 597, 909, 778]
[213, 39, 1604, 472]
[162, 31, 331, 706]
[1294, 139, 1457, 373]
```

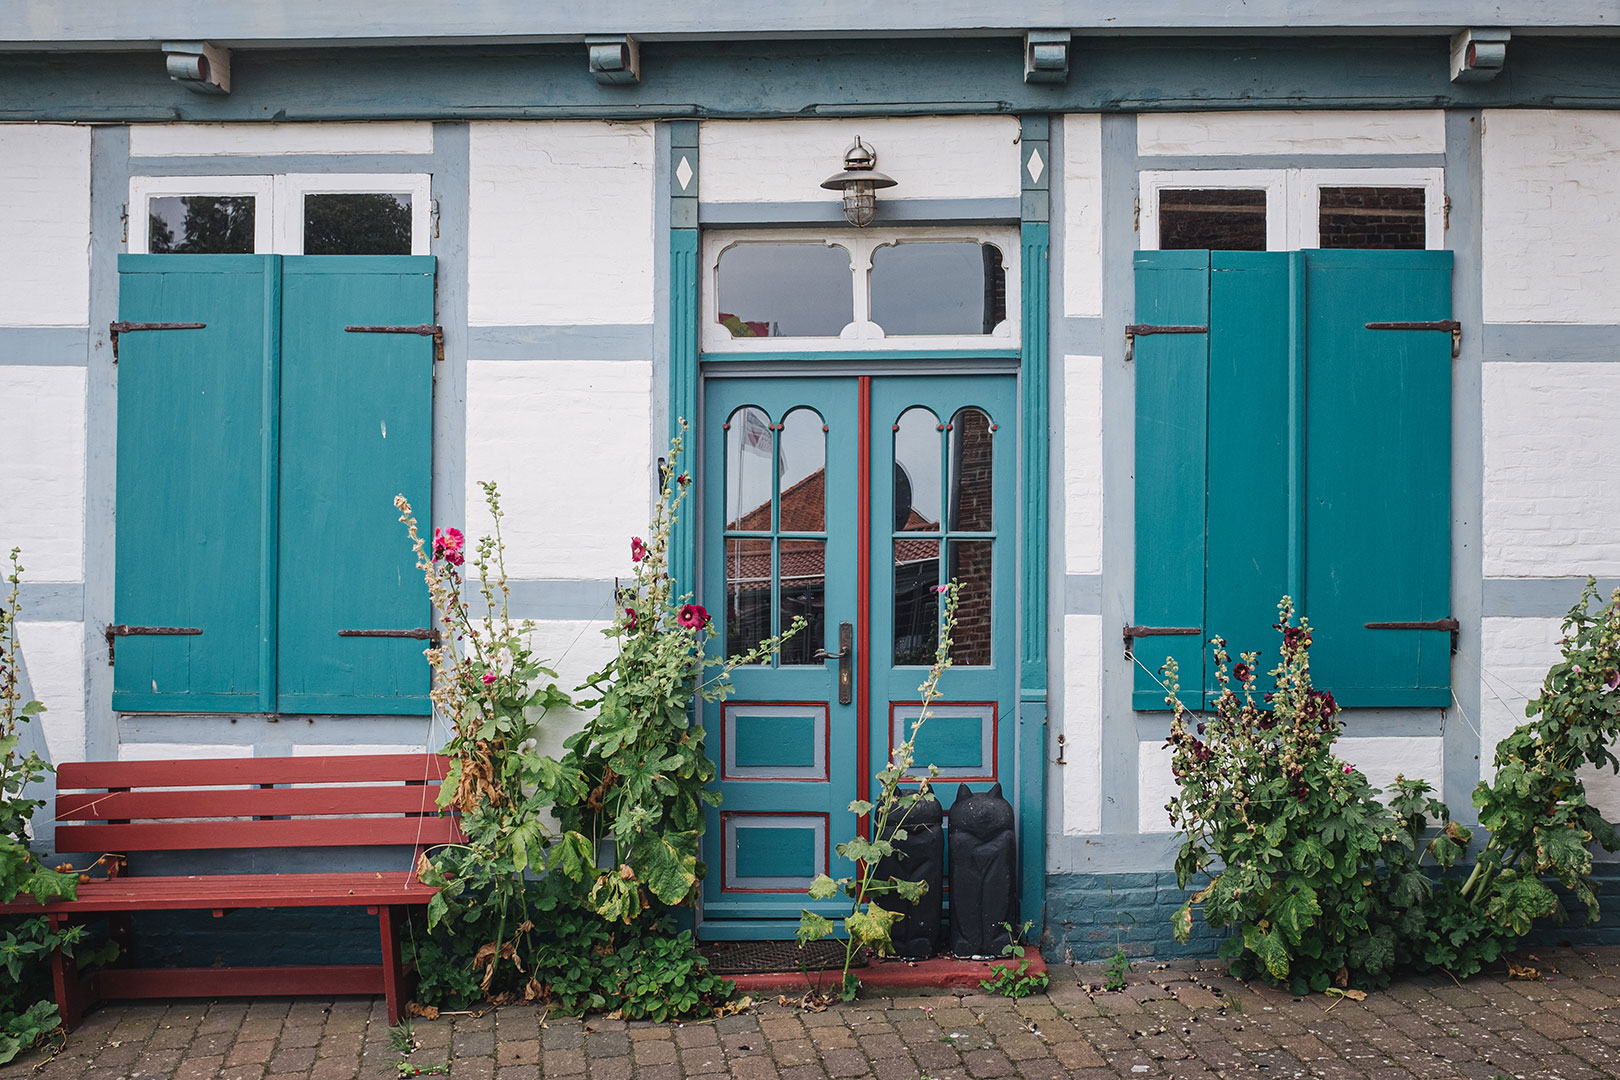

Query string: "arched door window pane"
[893, 406, 942, 533]
[948, 407, 995, 533]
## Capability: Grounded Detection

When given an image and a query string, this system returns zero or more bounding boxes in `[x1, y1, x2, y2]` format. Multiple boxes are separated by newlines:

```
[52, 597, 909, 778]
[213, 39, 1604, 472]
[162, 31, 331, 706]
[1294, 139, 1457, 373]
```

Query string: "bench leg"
[48, 916, 86, 1031]
[378, 905, 409, 1025]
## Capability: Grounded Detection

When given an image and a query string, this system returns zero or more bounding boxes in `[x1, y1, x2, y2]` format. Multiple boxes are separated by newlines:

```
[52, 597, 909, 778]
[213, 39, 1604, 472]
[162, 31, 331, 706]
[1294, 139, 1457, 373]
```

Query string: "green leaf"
[1242, 924, 1291, 980]
[807, 874, 839, 901]
[847, 800, 873, 816]
[796, 910, 835, 945]
[630, 829, 699, 906]
[1171, 902, 1194, 942]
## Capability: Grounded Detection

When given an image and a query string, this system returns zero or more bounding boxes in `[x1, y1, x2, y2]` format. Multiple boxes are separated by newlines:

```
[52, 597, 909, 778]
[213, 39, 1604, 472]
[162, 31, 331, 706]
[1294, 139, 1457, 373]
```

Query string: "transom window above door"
[1139, 168, 1444, 251]
[701, 227, 1020, 353]
[129, 173, 432, 255]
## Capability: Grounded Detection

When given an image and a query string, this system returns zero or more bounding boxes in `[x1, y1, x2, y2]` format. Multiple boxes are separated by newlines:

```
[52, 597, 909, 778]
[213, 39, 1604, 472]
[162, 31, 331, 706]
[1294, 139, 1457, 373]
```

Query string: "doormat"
[700, 939, 872, 975]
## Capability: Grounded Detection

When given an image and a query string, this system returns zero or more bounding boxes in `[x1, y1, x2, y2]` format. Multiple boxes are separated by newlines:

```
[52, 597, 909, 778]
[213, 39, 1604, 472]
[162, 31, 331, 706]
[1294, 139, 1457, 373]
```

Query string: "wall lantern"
[820, 137, 897, 228]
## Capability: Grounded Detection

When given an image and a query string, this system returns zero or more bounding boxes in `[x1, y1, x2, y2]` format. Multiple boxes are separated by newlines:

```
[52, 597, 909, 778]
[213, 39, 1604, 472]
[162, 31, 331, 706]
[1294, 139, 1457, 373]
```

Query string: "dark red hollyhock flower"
[1234, 663, 1252, 682]
[624, 607, 637, 630]
[631, 537, 648, 562]
[1196, 723, 1206, 735]
[677, 604, 710, 630]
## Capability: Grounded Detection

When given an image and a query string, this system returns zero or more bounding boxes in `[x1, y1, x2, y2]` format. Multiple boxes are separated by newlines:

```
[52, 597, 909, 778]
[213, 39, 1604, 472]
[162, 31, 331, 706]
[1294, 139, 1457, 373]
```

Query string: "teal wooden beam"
[668, 120, 699, 595]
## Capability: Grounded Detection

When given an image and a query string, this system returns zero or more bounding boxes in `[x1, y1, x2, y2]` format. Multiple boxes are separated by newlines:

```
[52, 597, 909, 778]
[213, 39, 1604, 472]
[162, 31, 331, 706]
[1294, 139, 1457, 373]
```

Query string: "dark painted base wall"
[1043, 867, 1620, 964]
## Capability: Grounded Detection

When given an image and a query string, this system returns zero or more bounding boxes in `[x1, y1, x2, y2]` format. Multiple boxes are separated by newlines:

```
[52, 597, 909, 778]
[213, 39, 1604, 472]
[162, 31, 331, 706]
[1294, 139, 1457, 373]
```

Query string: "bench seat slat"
[54, 816, 463, 853]
[0, 872, 437, 913]
[57, 785, 447, 821]
[57, 754, 452, 790]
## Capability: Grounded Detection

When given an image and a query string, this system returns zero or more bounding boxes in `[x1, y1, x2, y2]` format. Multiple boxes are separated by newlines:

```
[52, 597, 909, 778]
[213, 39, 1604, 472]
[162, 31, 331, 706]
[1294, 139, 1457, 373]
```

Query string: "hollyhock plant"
[676, 604, 709, 630]
[631, 537, 647, 563]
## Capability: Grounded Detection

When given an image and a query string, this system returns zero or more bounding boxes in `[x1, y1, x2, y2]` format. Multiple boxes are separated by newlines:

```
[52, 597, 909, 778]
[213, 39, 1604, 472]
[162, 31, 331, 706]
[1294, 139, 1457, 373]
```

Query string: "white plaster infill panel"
[1061, 615, 1103, 835]
[1138, 740, 1178, 834]
[1137, 110, 1445, 157]
[0, 367, 87, 582]
[0, 125, 90, 327]
[1063, 355, 1103, 576]
[468, 121, 655, 327]
[15, 621, 85, 765]
[1483, 110, 1620, 324]
[1483, 363, 1620, 577]
[465, 360, 652, 580]
[116, 743, 254, 762]
[1062, 113, 1103, 319]
[698, 117, 1020, 204]
[521, 620, 618, 761]
[129, 122, 433, 158]
[1339, 737, 1444, 798]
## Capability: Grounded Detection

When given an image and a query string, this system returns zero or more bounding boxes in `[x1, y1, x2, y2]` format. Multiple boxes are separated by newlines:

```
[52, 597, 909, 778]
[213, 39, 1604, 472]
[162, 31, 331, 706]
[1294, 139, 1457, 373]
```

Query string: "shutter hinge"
[344, 324, 445, 363]
[108, 321, 206, 363]
[104, 624, 203, 665]
[1443, 193, 1452, 230]
[1123, 324, 1208, 363]
[338, 627, 443, 646]
[1122, 624, 1201, 656]
[1365, 617, 1460, 654]
[1366, 319, 1462, 359]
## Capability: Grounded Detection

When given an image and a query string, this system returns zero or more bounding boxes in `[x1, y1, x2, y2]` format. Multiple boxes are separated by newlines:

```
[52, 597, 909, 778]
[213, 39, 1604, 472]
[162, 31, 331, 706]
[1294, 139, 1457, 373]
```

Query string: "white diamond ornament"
[675, 155, 694, 191]
[1026, 147, 1045, 184]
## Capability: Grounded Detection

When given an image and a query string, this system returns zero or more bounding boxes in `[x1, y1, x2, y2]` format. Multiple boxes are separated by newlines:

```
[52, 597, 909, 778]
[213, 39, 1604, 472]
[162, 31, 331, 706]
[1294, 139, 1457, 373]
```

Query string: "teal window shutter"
[1131, 251, 1209, 710]
[275, 256, 436, 716]
[1302, 250, 1453, 707]
[113, 254, 280, 712]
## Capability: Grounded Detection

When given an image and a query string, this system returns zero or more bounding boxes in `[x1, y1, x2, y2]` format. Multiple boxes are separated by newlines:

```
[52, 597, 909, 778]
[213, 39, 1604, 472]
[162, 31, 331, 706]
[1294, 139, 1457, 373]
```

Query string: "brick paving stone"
[544, 1047, 587, 1074]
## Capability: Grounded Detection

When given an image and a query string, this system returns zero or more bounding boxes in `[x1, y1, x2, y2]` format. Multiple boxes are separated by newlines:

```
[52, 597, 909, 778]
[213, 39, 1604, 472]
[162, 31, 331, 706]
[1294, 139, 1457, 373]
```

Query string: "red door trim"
[855, 375, 873, 837]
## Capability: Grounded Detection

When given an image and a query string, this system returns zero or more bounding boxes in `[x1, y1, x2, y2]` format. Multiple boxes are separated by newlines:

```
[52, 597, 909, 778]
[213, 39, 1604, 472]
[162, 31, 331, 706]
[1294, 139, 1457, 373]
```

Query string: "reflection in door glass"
[304, 193, 412, 255]
[948, 540, 993, 666]
[1159, 189, 1267, 250]
[726, 407, 774, 530]
[948, 408, 995, 532]
[893, 407, 942, 531]
[869, 242, 1007, 335]
[725, 537, 772, 662]
[779, 538, 826, 665]
[894, 538, 940, 665]
[148, 196, 256, 254]
[716, 243, 853, 337]
[778, 408, 827, 532]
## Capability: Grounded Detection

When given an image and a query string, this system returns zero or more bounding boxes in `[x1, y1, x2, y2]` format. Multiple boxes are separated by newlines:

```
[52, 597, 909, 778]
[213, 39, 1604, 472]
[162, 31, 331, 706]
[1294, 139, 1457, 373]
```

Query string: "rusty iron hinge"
[104, 624, 202, 665]
[344, 324, 445, 363]
[1366, 319, 1462, 359]
[1122, 624, 1201, 654]
[108, 321, 206, 363]
[1124, 324, 1208, 363]
[338, 627, 443, 646]
[1365, 617, 1461, 654]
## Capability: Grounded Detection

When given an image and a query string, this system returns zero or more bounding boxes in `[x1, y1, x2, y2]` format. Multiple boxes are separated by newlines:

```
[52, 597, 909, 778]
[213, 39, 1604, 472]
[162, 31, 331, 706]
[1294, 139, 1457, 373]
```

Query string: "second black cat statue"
[947, 782, 1016, 959]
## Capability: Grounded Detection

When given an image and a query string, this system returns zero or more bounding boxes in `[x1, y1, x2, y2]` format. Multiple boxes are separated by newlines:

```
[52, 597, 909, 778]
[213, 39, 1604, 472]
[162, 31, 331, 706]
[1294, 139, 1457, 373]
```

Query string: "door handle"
[814, 622, 855, 706]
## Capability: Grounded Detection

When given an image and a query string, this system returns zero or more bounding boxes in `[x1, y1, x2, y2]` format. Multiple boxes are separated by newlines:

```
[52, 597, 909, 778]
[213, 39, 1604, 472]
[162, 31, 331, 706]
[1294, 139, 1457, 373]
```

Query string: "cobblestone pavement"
[3, 947, 1617, 1080]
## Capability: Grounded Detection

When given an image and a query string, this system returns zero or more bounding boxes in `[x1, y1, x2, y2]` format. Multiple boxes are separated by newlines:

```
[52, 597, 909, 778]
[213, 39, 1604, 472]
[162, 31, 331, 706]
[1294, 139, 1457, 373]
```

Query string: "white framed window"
[1139, 168, 1443, 251]
[701, 226, 1020, 354]
[128, 174, 432, 255]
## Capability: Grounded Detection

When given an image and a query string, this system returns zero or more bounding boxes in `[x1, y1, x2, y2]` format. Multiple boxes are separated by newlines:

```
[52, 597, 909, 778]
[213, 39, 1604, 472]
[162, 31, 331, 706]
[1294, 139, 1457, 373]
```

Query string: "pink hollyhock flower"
[624, 607, 638, 630]
[677, 603, 710, 630]
[481, 672, 496, 685]
[933, 584, 950, 594]
[631, 537, 648, 562]
[433, 527, 466, 566]
[1343, 764, 1353, 774]
[1607, 669, 1620, 690]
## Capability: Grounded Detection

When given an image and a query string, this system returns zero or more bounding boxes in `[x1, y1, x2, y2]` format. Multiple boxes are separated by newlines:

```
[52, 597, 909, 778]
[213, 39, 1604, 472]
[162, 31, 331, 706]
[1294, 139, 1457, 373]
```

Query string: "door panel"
[700, 373, 1018, 934]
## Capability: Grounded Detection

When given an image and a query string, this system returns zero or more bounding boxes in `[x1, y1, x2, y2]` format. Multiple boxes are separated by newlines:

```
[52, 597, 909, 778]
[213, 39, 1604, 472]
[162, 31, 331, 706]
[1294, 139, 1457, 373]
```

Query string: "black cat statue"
[947, 782, 1016, 959]
[874, 793, 944, 959]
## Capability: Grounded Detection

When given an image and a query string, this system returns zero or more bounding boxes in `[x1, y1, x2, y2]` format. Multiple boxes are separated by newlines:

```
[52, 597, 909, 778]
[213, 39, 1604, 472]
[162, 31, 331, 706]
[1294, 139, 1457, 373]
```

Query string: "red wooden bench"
[0, 754, 463, 1029]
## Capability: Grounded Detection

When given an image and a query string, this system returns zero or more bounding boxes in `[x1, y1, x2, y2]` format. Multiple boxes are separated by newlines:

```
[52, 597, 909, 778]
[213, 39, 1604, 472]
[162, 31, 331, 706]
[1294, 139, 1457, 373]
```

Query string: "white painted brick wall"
[117, 743, 254, 762]
[1137, 110, 1445, 157]
[465, 360, 652, 580]
[522, 620, 619, 760]
[1062, 113, 1103, 319]
[1483, 110, 1620, 323]
[0, 367, 86, 581]
[699, 117, 1020, 204]
[468, 122, 655, 326]
[1061, 615, 1102, 835]
[1138, 740, 1177, 834]
[0, 125, 90, 327]
[1483, 363, 1620, 577]
[15, 621, 84, 765]
[1064, 355, 1103, 576]
[130, 122, 433, 158]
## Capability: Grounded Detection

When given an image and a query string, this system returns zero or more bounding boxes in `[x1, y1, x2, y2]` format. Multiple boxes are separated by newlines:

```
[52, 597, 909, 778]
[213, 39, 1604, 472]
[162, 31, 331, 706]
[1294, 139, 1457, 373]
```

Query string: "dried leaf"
[407, 1003, 441, 1020]
[1507, 961, 1541, 981]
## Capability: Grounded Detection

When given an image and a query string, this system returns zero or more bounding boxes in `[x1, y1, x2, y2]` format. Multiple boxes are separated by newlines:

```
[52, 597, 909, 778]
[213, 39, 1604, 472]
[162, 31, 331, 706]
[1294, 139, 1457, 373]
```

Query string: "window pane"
[948, 540, 993, 666]
[716, 243, 853, 338]
[948, 407, 995, 532]
[1318, 187, 1426, 250]
[148, 196, 256, 254]
[726, 407, 774, 530]
[869, 242, 1006, 335]
[893, 407, 941, 532]
[726, 537, 772, 662]
[303, 193, 412, 255]
[779, 538, 826, 665]
[894, 538, 940, 665]
[1159, 189, 1267, 251]
[778, 408, 826, 532]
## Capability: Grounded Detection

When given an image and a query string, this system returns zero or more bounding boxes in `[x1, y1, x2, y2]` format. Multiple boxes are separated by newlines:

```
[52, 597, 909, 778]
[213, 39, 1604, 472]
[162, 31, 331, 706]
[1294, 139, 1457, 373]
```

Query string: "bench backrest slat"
[57, 785, 446, 822]
[55, 817, 464, 853]
[57, 754, 450, 789]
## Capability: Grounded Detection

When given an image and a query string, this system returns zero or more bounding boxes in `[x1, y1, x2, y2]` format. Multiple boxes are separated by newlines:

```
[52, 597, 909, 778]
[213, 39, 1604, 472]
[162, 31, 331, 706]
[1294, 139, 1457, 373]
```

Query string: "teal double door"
[699, 374, 1017, 935]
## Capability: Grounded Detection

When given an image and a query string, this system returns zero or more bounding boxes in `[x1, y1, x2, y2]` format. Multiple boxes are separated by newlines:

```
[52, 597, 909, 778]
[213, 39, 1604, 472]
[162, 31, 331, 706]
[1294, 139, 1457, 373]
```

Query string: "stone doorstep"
[725, 952, 1049, 994]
